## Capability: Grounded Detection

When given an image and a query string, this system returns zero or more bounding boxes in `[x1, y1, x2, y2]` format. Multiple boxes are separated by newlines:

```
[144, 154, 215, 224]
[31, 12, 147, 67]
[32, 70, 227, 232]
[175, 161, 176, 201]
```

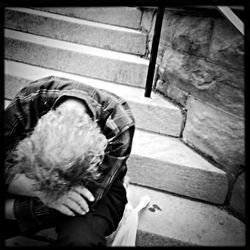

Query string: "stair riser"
[5, 9, 147, 55]
[127, 156, 228, 204]
[130, 101, 182, 137]
[129, 102, 182, 137]
[5, 37, 148, 88]
[32, 7, 142, 29]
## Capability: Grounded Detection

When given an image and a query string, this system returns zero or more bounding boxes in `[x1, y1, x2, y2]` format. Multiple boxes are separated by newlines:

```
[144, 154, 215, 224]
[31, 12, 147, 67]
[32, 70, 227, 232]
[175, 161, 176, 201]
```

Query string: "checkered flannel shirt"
[5, 75, 135, 204]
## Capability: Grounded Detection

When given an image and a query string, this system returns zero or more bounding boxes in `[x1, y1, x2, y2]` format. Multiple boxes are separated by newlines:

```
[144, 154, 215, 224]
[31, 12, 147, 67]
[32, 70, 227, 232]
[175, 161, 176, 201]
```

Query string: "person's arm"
[7, 172, 95, 216]
[93, 125, 135, 204]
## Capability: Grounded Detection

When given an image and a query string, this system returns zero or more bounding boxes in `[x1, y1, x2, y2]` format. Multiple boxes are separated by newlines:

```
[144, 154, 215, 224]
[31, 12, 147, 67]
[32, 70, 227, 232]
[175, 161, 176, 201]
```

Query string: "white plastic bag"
[106, 195, 150, 246]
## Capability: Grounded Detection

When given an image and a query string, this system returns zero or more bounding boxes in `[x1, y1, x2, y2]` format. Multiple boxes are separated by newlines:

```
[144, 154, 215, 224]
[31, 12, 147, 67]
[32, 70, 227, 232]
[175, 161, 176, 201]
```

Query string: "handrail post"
[144, 6, 165, 98]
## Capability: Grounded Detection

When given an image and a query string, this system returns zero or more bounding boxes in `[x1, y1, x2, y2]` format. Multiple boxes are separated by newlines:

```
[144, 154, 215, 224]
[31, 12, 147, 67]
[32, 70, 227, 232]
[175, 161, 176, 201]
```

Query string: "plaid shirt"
[5, 75, 135, 205]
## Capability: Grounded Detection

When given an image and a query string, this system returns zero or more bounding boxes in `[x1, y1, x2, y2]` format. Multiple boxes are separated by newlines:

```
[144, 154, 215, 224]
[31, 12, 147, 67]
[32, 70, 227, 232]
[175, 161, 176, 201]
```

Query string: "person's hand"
[40, 186, 95, 216]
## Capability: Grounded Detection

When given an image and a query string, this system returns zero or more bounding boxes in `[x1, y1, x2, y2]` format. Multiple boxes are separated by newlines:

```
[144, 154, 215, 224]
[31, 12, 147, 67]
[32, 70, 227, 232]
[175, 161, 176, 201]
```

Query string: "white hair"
[11, 106, 107, 199]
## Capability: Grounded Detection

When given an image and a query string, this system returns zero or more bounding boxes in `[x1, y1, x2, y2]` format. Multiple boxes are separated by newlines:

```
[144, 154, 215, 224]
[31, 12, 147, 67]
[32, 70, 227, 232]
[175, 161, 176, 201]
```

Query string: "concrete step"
[128, 129, 228, 204]
[32, 7, 142, 29]
[5, 184, 245, 246]
[5, 60, 182, 137]
[5, 8, 147, 55]
[4, 62, 228, 204]
[128, 184, 245, 246]
[5, 29, 149, 88]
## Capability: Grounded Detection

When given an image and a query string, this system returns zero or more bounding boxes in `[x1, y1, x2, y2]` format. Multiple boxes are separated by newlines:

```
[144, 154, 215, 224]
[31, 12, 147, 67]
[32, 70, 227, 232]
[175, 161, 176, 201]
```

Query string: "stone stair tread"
[32, 7, 142, 29]
[7, 7, 142, 34]
[4, 60, 174, 109]
[128, 184, 245, 246]
[5, 8, 146, 55]
[5, 29, 149, 87]
[131, 129, 223, 173]
[127, 129, 228, 204]
[5, 60, 183, 137]
[5, 29, 148, 64]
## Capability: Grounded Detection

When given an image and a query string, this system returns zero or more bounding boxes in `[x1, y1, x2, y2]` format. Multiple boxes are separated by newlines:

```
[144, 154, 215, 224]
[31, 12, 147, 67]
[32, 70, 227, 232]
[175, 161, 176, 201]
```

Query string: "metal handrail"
[144, 5, 244, 98]
[217, 6, 244, 35]
[144, 6, 164, 98]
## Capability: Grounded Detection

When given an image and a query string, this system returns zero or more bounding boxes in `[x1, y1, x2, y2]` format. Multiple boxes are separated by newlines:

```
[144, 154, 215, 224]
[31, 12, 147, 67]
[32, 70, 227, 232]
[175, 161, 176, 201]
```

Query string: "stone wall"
[140, 7, 245, 219]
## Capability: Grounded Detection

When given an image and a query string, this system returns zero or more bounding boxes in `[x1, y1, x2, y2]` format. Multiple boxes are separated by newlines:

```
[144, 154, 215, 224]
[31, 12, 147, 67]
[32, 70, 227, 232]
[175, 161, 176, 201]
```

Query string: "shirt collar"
[51, 89, 97, 120]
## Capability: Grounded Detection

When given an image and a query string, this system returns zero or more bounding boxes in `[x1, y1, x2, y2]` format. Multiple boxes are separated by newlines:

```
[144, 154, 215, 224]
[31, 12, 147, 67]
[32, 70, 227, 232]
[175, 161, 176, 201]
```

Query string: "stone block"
[159, 9, 213, 58]
[159, 47, 244, 117]
[155, 77, 189, 107]
[230, 172, 246, 219]
[170, 14, 213, 57]
[183, 96, 245, 173]
[209, 18, 244, 71]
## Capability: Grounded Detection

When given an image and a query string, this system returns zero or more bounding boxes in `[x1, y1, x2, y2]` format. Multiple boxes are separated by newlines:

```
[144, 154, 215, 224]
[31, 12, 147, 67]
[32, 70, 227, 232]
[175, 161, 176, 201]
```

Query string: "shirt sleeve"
[92, 125, 135, 205]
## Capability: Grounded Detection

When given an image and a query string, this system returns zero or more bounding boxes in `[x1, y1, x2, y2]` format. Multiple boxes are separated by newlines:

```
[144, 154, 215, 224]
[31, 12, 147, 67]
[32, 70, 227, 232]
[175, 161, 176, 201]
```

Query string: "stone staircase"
[4, 7, 245, 247]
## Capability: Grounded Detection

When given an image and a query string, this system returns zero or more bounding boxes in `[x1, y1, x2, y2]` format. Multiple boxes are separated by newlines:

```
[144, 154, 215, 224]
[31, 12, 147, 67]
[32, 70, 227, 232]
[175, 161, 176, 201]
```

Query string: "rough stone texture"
[127, 184, 245, 246]
[156, 74, 189, 107]
[168, 12, 213, 58]
[140, 7, 155, 34]
[127, 129, 228, 204]
[140, 7, 156, 58]
[32, 7, 142, 29]
[209, 18, 244, 72]
[230, 171, 246, 220]
[157, 47, 244, 117]
[183, 96, 245, 174]
[5, 8, 146, 55]
[5, 30, 149, 88]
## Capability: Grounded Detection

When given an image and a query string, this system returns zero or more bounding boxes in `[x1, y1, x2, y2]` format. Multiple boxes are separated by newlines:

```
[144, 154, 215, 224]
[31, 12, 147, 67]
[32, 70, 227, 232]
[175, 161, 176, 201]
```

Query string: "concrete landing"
[128, 184, 245, 246]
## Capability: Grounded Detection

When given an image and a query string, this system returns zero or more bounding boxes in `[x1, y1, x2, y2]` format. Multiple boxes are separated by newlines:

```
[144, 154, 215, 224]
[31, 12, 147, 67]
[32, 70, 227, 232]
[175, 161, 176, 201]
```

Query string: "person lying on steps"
[4, 75, 135, 246]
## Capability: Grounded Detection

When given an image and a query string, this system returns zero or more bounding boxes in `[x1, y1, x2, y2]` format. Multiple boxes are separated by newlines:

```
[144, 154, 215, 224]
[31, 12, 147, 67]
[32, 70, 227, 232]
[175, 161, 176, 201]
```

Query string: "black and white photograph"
[2, 0, 246, 247]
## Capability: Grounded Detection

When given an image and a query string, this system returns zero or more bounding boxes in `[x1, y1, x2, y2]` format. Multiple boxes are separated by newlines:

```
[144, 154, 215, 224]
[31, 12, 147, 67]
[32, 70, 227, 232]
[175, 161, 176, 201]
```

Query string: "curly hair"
[11, 106, 108, 200]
